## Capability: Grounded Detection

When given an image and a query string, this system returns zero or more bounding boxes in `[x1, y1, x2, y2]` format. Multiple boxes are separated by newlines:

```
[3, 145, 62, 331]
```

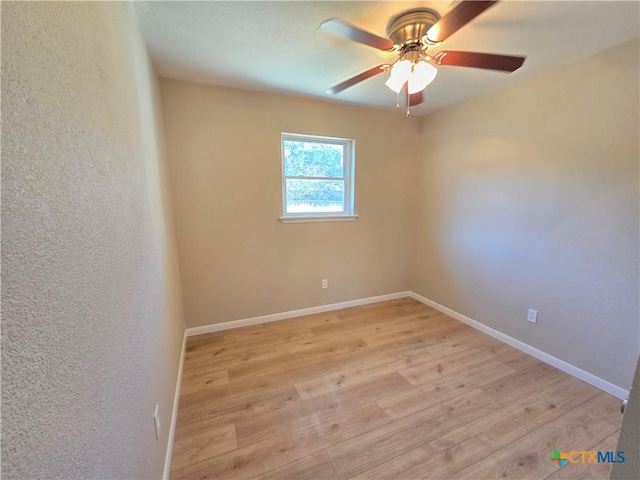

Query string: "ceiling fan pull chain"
[405, 84, 410, 117]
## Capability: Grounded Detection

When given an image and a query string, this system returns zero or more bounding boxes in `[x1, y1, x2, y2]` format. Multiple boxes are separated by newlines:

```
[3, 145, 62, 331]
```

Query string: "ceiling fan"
[319, 0, 526, 109]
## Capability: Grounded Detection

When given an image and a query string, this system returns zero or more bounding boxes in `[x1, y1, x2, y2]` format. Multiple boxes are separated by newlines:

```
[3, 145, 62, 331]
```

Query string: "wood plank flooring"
[170, 298, 622, 479]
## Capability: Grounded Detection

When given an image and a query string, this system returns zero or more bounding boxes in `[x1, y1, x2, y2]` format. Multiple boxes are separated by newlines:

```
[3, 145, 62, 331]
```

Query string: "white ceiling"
[133, 1, 640, 115]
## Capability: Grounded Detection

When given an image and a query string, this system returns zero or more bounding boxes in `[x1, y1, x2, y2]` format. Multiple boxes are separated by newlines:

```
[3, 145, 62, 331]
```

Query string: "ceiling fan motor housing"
[387, 9, 441, 48]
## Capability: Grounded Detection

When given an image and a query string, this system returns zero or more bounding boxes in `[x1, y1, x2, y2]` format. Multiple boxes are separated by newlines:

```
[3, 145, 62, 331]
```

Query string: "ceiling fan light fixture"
[384, 59, 412, 93]
[386, 57, 438, 95]
[407, 61, 437, 94]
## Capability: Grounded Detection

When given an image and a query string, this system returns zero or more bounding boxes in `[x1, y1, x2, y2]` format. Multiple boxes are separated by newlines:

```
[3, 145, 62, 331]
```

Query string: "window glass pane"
[283, 140, 344, 177]
[285, 179, 345, 213]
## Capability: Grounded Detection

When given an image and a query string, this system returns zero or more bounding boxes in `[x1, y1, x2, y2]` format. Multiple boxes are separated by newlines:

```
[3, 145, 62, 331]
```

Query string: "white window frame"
[279, 133, 358, 223]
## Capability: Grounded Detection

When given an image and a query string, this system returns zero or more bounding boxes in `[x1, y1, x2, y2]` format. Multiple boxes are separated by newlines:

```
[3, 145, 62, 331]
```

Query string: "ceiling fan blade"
[402, 84, 424, 108]
[426, 1, 498, 43]
[319, 18, 395, 51]
[409, 90, 423, 107]
[327, 65, 389, 95]
[433, 51, 525, 72]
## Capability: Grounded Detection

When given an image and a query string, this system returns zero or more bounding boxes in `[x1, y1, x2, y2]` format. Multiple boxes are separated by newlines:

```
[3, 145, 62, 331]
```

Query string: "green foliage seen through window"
[283, 140, 346, 210]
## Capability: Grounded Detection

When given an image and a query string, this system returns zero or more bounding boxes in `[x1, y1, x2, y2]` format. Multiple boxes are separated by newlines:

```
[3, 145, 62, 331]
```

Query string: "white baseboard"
[408, 292, 629, 400]
[163, 332, 186, 480]
[185, 291, 412, 336]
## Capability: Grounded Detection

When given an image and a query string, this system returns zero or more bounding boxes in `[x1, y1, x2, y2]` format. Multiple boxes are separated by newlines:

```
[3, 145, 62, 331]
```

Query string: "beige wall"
[1, 2, 185, 478]
[412, 39, 640, 389]
[160, 79, 419, 327]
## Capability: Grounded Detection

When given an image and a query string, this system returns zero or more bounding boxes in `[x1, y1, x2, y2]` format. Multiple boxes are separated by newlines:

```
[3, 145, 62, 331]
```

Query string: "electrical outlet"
[322, 279, 328, 289]
[153, 404, 160, 440]
[527, 309, 538, 324]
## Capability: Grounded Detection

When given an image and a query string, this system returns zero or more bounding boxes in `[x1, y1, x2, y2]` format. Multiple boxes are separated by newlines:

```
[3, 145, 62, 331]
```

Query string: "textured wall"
[412, 39, 640, 390]
[1, 2, 185, 478]
[160, 79, 419, 327]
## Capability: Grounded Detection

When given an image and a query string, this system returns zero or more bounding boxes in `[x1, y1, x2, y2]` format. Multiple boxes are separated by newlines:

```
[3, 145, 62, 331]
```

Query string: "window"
[280, 133, 357, 223]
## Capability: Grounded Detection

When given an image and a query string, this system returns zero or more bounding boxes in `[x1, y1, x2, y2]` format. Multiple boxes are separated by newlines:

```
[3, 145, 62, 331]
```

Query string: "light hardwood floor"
[170, 298, 622, 479]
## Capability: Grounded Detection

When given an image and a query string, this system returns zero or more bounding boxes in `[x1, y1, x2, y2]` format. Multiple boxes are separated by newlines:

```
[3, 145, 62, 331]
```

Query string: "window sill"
[279, 214, 359, 224]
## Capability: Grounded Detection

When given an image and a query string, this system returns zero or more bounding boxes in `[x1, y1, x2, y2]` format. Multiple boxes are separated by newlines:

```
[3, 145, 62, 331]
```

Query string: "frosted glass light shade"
[384, 60, 412, 93]
[408, 61, 437, 94]
[386, 59, 437, 95]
